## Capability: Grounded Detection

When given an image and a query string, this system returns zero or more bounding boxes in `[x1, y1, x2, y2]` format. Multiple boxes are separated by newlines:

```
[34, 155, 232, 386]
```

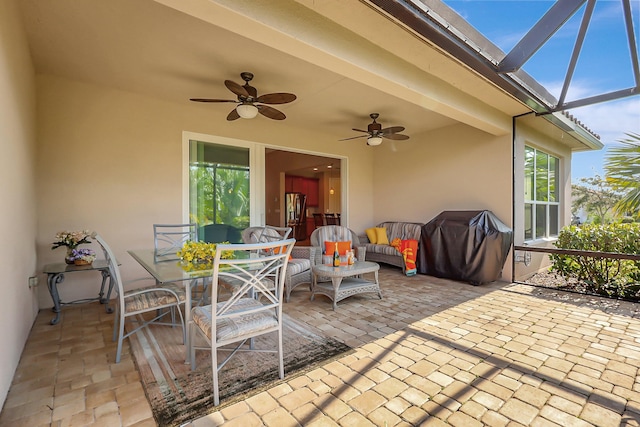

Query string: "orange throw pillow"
[324, 241, 351, 256]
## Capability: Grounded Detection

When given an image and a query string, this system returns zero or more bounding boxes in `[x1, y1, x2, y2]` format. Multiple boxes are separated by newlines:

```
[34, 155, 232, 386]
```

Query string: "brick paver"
[3, 266, 640, 426]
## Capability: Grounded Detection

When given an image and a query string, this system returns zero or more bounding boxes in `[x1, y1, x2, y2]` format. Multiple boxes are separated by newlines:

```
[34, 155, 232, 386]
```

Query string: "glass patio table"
[127, 249, 256, 362]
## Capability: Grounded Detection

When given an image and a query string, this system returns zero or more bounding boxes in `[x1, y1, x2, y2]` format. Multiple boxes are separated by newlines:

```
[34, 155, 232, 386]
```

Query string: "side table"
[43, 260, 114, 325]
[311, 261, 382, 310]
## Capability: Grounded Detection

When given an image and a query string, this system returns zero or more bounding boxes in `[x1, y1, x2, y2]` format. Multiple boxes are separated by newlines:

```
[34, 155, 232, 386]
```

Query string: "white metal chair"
[95, 234, 186, 363]
[189, 239, 295, 406]
[153, 223, 197, 261]
[242, 226, 317, 302]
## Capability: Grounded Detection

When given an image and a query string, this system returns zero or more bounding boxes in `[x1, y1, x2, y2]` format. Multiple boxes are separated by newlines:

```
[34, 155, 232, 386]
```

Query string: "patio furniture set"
[43, 222, 402, 406]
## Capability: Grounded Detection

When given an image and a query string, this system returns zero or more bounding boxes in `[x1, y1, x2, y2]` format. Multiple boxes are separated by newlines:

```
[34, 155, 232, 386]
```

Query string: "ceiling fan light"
[236, 103, 259, 119]
[367, 136, 383, 146]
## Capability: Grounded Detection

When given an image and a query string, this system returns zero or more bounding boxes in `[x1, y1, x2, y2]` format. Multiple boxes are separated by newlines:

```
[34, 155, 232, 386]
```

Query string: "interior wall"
[35, 74, 377, 306]
[0, 0, 38, 408]
[370, 123, 514, 279]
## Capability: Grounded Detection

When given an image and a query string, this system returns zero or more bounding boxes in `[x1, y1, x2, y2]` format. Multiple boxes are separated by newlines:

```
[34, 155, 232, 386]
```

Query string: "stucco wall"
[35, 75, 377, 306]
[512, 121, 573, 281]
[369, 122, 514, 280]
[0, 0, 38, 408]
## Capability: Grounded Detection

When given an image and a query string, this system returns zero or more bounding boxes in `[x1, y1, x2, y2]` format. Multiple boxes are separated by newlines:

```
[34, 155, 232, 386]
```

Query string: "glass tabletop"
[128, 249, 206, 283]
[127, 249, 254, 284]
[43, 259, 109, 274]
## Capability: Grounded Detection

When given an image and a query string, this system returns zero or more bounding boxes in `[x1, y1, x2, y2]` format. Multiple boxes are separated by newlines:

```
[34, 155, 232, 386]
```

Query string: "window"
[189, 140, 250, 230]
[524, 146, 559, 240]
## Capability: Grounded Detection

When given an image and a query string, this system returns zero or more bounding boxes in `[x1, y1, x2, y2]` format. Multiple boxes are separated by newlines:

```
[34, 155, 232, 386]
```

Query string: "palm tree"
[605, 132, 640, 217]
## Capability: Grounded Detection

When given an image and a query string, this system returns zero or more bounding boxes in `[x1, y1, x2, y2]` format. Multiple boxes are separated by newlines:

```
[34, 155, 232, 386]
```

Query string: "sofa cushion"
[375, 227, 389, 245]
[376, 222, 422, 241]
[365, 227, 378, 244]
[365, 243, 401, 256]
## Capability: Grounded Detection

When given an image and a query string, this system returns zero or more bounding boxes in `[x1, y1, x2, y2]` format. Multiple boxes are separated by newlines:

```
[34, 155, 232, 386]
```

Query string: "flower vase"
[65, 248, 75, 265]
[74, 259, 91, 266]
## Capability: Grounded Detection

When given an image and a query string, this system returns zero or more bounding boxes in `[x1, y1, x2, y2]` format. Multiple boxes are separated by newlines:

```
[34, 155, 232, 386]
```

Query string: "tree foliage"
[571, 175, 622, 224]
[605, 132, 640, 217]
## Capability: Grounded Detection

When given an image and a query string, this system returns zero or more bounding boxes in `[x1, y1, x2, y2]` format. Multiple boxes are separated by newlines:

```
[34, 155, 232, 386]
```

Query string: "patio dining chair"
[95, 234, 186, 363]
[242, 226, 317, 302]
[153, 223, 197, 261]
[188, 239, 295, 406]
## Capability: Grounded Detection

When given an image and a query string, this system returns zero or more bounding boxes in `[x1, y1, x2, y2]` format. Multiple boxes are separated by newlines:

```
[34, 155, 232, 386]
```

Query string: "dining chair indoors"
[95, 234, 187, 363]
[189, 239, 295, 406]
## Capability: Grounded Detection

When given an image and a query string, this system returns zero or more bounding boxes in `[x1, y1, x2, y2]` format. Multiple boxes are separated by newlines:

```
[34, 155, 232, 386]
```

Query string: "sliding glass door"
[188, 140, 251, 241]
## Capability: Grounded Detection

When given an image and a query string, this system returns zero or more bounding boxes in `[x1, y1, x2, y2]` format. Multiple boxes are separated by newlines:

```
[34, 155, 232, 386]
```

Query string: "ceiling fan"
[340, 113, 409, 145]
[190, 72, 296, 121]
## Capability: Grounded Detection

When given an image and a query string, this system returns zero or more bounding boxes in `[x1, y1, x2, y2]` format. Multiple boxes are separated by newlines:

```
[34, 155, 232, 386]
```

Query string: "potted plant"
[51, 230, 95, 264]
[69, 248, 97, 266]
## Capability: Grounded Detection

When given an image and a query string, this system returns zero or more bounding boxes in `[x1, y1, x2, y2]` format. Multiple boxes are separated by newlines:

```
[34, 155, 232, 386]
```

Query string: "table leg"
[99, 270, 115, 313]
[374, 269, 382, 299]
[47, 273, 64, 325]
[330, 277, 344, 311]
[184, 281, 192, 363]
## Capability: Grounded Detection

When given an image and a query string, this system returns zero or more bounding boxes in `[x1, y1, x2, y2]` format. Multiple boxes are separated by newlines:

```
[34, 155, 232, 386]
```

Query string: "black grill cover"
[418, 210, 512, 284]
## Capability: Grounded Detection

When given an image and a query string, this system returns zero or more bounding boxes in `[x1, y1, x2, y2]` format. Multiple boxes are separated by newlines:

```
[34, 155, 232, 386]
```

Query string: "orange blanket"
[391, 238, 418, 276]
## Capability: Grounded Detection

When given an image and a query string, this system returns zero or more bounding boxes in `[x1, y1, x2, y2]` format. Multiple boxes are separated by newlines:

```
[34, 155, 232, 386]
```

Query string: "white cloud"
[571, 98, 640, 145]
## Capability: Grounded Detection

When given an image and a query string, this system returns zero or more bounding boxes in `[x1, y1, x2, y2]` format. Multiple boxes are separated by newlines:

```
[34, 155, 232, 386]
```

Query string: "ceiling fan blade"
[224, 80, 249, 98]
[339, 135, 368, 141]
[256, 92, 297, 104]
[226, 108, 240, 121]
[381, 126, 405, 135]
[351, 128, 370, 133]
[244, 84, 258, 98]
[258, 105, 286, 120]
[383, 133, 409, 140]
[190, 98, 238, 103]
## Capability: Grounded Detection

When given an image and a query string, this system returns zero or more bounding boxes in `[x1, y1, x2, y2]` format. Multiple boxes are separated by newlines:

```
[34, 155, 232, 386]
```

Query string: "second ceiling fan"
[190, 72, 296, 121]
[340, 113, 409, 145]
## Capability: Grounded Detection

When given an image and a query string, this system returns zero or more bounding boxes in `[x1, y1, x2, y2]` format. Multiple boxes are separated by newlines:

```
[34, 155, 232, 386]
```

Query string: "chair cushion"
[192, 298, 278, 341]
[287, 258, 310, 276]
[324, 241, 351, 256]
[124, 282, 186, 313]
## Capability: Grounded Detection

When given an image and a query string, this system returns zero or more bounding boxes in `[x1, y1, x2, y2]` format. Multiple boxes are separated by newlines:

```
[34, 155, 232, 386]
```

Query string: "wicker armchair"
[310, 225, 366, 265]
[242, 226, 317, 302]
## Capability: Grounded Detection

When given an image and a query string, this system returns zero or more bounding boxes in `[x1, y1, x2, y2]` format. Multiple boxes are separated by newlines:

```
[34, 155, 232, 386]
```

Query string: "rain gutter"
[366, 0, 603, 150]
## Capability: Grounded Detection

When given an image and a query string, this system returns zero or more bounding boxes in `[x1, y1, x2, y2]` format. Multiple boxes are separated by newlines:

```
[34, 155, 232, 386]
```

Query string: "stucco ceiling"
[18, 0, 530, 144]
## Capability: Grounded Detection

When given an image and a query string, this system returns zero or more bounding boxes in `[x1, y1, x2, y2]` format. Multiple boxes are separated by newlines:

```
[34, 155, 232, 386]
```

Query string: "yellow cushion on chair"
[365, 228, 378, 244]
[375, 227, 389, 245]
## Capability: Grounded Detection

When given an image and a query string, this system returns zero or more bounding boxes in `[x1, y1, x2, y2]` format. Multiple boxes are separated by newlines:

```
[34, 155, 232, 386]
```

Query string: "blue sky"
[442, 0, 640, 181]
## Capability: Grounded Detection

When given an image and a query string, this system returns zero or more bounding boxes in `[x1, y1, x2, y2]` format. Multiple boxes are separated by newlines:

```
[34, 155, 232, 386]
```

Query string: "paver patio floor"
[2, 265, 640, 426]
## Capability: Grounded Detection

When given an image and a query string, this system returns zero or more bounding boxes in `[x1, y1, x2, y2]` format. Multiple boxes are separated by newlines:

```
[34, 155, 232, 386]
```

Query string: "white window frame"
[524, 145, 560, 241]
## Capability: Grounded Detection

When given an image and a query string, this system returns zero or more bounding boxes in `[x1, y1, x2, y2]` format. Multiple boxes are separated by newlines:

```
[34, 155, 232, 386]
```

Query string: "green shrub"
[550, 223, 640, 299]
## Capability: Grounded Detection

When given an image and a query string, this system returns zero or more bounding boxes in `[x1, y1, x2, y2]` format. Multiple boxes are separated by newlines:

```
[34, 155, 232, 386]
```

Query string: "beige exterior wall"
[35, 75, 378, 306]
[512, 121, 573, 281]
[35, 74, 521, 308]
[371, 122, 514, 279]
[0, 0, 39, 405]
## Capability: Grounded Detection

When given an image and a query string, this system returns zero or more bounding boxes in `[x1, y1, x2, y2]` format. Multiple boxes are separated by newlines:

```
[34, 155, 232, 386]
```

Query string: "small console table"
[43, 260, 114, 325]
